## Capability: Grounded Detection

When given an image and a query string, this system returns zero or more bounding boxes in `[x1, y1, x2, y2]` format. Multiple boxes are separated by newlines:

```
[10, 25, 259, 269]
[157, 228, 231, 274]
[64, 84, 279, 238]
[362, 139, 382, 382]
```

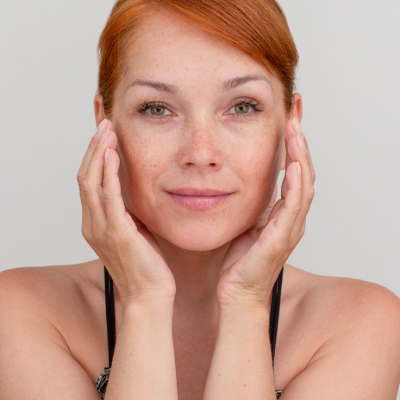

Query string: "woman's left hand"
[217, 117, 316, 309]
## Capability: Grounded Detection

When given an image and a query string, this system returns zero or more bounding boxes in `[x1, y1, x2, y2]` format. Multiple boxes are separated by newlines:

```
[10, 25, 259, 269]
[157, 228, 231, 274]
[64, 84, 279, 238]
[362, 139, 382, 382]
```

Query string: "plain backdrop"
[1, 1, 399, 298]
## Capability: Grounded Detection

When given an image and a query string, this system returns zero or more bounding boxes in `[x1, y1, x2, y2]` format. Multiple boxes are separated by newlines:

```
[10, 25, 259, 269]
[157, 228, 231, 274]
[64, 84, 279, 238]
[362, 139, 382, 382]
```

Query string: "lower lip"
[167, 193, 232, 211]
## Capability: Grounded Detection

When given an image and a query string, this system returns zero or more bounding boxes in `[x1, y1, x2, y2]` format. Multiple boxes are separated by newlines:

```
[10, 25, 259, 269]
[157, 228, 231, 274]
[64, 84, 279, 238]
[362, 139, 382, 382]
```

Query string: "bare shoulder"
[0, 260, 108, 393]
[284, 262, 400, 322]
[0, 260, 104, 319]
[277, 263, 400, 398]
[300, 264, 400, 329]
[283, 263, 400, 346]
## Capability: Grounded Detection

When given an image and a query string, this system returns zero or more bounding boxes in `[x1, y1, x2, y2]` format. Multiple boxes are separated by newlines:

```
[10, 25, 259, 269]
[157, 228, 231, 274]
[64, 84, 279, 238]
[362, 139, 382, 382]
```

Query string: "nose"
[177, 121, 223, 171]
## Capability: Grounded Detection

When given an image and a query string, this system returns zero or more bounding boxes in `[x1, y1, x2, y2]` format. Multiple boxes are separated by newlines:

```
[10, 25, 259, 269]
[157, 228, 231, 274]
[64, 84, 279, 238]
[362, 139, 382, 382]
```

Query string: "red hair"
[98, 0, 298, 118]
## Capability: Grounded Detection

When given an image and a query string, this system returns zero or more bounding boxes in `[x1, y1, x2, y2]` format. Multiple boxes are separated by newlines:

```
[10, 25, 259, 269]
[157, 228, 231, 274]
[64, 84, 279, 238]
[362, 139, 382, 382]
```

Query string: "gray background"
[1, 0, 399, 302]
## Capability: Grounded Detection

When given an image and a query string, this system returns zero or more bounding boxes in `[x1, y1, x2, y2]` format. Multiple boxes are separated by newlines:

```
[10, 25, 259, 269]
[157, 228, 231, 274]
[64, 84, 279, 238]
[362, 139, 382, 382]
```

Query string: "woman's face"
[109, 9, 288, 251]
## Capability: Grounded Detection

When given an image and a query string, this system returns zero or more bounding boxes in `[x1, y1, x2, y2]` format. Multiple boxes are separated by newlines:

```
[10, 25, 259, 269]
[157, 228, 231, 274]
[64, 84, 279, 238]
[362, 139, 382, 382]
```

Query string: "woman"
[1, 0, 400, 399]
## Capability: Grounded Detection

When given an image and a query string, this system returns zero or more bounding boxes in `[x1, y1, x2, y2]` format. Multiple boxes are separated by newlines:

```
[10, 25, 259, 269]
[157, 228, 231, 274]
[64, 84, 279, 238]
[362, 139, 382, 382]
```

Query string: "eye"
[137, 101, 172, 118]
[228, 98, 264, 118]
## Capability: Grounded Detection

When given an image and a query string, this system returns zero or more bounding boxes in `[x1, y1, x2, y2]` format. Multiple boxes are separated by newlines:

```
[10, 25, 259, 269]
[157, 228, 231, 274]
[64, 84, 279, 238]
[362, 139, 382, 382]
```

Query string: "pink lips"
[166, 188, 232, 210]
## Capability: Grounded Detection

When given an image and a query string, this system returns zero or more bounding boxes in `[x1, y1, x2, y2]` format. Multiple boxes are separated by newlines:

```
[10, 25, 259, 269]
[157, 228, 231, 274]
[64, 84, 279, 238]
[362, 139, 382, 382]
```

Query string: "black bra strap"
[269, 266, 284, 366]
[104, 266, 116, 367]
[104, 264, 284, 368]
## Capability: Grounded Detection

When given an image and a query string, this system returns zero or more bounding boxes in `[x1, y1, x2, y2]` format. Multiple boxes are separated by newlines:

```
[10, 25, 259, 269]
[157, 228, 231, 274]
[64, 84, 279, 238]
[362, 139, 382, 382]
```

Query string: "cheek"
[231, 124, 282, 205]
[116, 124, 170, 214]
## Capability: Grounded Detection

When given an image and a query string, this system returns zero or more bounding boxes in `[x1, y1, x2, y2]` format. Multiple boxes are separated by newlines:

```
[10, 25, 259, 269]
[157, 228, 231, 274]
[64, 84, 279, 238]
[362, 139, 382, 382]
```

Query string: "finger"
[78, 184, 93, 242]
[103, 147, 136, 235]
[84, 129, 118, 231]
[288, 119, 315, 238]
[292, 118, 316, 184]
[259, 160, 302, 248]
[77, 119, 109, 237]
[267, 198, 285, 223]
[281, 118, 297, 199]
[77, 119, 109, 180]
[254, 184, 279, 237]
[257, 184, 278, 224]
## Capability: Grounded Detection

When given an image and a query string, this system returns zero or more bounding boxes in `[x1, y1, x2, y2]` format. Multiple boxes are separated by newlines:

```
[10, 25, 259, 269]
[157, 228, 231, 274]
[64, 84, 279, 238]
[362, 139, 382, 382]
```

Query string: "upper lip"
[167, 188, 232, 196]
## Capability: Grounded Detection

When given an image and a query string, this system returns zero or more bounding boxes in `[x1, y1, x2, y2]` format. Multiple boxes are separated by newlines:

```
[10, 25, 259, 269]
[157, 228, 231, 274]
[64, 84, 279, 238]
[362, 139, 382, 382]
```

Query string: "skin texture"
[1, 7, 400, 400]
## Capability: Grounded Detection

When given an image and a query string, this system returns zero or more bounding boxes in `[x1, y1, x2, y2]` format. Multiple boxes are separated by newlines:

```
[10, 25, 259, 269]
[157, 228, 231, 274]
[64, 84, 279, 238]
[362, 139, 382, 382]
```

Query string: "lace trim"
[94, 367, 282, 399]
[94, 367, 110, 399]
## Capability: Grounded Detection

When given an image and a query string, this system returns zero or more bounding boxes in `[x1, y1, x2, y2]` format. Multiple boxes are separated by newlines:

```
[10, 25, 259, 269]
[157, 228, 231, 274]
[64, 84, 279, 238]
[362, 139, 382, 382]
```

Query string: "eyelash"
[136, 98, 264, 120]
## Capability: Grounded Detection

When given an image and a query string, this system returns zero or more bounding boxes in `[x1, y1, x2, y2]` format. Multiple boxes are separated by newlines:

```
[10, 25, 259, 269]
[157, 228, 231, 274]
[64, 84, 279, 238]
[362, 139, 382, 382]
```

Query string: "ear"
[291, 93, 303, 123]
[279, 92, 304, 170]
[94, 94, 106, 128]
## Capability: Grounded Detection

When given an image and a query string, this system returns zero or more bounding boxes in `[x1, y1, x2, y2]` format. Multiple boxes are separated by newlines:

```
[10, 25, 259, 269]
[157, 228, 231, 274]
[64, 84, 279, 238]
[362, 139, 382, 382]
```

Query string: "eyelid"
[137, 97, 264, 119]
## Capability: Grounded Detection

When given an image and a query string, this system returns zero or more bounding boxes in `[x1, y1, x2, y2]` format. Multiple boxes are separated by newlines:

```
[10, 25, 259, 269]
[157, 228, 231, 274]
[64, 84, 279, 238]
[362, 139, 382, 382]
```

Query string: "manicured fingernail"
[97, 118, 108, 135]
[297, 133, 306, 152]
[99, 129, 110, 144]
[296, 162, 302, 177]
[105, 148, 110, 162]
[292, 117, 301, 135]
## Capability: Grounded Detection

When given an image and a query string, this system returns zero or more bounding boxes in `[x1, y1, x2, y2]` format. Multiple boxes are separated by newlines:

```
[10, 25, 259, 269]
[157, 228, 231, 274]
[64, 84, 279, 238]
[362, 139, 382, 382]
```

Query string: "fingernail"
[99, 129, 110, 144]
[105, 148, 110, 162]
[292, 117, 301, 135]
[296, 162, 302, 177]
[297, 133, 306, 152]
[97, 118, 108, 135]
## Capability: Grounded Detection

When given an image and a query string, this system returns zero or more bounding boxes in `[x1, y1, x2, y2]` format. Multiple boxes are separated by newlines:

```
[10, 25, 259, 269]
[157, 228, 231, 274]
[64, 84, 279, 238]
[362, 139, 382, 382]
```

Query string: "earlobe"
[94, 94, 106, 128]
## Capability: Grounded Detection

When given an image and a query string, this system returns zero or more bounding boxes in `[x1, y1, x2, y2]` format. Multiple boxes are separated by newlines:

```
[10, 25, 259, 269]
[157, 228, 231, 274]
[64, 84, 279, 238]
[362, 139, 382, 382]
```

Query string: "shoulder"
[284, 263, 400, 331]
[282, 263, 400, 367]
[0, 260, 107, 357]
[285, 264, 400, 345]
[278, 264, 400, 397]
[303, 268, 400, 333]
[0, 260, 104, 314]
[0, 263, 107, 399]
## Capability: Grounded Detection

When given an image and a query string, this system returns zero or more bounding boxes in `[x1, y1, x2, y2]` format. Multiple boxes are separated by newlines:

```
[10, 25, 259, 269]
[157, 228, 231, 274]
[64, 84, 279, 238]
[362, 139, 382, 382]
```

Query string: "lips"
[166, 188, 233, 210]
[167, 188, 231, 196]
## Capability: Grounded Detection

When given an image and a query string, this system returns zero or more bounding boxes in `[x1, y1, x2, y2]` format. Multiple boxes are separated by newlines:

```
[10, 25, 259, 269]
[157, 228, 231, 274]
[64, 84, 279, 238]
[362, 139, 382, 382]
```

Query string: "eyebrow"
[124, 74, 273, 96]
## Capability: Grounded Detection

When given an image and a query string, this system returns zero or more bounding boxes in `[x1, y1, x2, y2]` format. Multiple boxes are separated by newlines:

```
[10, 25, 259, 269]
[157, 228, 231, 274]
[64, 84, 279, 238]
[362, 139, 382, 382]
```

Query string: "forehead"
[119, 8, 282, 96]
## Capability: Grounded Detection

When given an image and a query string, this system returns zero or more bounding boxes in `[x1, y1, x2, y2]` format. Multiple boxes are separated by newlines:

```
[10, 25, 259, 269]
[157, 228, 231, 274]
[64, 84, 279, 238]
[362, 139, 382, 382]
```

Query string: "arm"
[76, 118, 179, 399]
[104, 300, 178, 400]
[0, 268, 179, 400]
[203, 304, 276, 400]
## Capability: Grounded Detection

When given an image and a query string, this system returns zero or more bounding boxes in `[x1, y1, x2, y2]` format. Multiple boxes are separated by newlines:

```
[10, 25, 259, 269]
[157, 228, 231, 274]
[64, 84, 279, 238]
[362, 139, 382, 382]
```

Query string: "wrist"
[122, 295, 175, 315]
[218, 301, 270, 323]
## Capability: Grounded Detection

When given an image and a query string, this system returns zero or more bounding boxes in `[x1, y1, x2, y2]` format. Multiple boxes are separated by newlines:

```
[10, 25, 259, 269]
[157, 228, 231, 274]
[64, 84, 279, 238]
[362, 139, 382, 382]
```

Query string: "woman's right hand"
[77, 119, 176, 308]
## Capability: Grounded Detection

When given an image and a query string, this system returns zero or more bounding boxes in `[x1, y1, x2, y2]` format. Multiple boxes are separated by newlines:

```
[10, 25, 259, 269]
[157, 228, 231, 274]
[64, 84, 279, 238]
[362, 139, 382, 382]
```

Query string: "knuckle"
[80, 178, 92, 195]
[76, 171, 84, 185]
[81, 226, 92, 243]
[300, 224, 306, 238]
[292, 202, 301, 214]
[102, 187, 112, 202]
[307, 187, 315, 202]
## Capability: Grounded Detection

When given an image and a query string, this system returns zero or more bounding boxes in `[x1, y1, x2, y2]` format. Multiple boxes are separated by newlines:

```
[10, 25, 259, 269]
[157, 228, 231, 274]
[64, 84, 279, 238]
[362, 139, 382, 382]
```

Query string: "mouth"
[166, 188, 233, 211]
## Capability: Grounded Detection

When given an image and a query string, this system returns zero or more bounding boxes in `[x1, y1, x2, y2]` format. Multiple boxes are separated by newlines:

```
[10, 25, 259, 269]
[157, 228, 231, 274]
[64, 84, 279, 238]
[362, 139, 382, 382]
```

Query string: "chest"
[172, 328, 217, 400]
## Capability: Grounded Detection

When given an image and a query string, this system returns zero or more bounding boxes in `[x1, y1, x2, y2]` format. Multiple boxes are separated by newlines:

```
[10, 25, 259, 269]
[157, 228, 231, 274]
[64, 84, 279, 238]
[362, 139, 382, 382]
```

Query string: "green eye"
[234, 103, 250, 114]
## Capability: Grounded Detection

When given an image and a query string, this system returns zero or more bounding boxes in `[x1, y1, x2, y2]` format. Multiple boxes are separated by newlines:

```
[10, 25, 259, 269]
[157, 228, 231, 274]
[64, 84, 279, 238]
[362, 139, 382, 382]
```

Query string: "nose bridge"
[178, 113, 223, 169]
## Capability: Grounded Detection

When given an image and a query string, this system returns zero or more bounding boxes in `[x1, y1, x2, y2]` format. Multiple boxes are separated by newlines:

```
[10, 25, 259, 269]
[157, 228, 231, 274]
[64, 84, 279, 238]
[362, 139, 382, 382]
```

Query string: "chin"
[152, 222, 236, 251]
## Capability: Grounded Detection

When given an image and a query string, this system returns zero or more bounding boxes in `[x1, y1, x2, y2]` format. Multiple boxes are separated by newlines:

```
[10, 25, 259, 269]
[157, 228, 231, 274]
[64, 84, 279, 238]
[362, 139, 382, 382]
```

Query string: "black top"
[94, 265, 284, 399]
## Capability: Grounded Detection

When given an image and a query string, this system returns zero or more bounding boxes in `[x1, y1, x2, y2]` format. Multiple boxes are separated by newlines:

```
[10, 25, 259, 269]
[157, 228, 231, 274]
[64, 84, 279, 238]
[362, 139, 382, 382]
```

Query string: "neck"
[153, 233, 231, 327]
